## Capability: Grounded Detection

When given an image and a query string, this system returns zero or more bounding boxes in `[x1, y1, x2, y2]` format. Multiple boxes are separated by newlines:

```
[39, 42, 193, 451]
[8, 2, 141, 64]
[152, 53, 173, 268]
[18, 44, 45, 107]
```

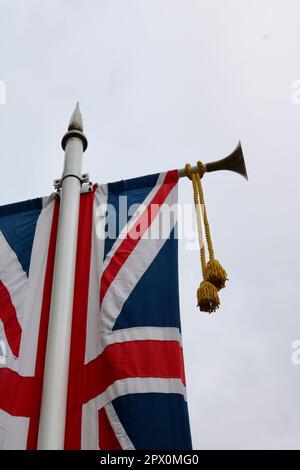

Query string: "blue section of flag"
[0, 198, 42, 276]
[112, 393, 192, 450]
[101, 170, 192, 450]
[104, 173, 159, 259]
[113, 227, 181, 331]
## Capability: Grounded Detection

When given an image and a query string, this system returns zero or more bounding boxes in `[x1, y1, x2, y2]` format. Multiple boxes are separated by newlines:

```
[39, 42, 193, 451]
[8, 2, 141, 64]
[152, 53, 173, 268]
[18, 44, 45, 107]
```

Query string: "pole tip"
[68, 102, 84, 132]
[61, 102, 88, 152]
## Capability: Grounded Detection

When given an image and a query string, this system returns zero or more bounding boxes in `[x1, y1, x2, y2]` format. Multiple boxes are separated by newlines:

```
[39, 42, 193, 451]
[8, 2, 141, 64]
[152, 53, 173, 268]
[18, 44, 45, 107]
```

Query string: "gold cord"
[185, 161, 228, 313]
[185, 164, 206, 278]
[195, 168, 214, 261]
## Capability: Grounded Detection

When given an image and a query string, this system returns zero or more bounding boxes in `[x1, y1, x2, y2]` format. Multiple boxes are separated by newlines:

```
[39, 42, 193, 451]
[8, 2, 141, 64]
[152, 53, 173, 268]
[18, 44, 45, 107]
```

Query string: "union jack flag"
[0, 170, 192, 450]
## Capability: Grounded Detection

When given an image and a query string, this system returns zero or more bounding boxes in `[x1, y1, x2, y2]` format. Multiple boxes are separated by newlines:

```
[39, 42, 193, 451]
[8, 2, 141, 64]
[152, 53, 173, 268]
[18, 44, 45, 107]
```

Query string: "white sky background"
[0, 0, 300, 449]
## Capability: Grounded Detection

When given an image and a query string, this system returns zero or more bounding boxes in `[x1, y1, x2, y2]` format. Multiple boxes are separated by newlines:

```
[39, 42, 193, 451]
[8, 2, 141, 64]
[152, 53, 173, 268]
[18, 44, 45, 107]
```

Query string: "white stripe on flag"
[81, 397, 99, 450]
[18, 195, 55, 376]
[104, 402, 135, 450]
[84, 186, 107, 364]
[0, 195, 55, 450]
[81, 377, 186, 449]
[0, 232, 28, 361]
[97, 377, 187, 410]
[99, 185, 178, 334]
[101, 173, 166, 269]
[0, 409, 29, 450]
[98, 326, 182, 355]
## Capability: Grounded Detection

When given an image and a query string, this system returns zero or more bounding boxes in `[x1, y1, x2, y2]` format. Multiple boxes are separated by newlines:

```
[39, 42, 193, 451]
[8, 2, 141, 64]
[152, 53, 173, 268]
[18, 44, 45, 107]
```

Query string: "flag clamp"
[53, 173, 93, 194]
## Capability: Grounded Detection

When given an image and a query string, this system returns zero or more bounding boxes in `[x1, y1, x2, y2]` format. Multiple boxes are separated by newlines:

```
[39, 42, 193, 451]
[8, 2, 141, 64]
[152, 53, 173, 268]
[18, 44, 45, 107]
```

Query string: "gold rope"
[195, 163, 214, 261]
[185, 164, 206, 278]
[185, 161, 228, 313]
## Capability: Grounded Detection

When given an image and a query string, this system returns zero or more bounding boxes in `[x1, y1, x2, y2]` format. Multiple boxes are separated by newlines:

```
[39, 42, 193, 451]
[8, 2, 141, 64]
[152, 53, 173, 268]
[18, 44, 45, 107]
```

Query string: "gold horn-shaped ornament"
[205, 141, 248, 180]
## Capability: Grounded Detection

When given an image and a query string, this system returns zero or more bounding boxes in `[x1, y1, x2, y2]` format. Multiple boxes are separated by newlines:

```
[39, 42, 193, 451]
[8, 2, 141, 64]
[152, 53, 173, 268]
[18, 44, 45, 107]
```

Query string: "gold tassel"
[185, 161, 228, 313]
[197, 281, 220, 313]
[204, 259, 228, 291]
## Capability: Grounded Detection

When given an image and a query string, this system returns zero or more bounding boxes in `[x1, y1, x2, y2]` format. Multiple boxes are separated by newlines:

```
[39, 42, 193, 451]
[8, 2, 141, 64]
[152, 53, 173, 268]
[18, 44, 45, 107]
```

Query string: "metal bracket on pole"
[53, 173, 93, 194]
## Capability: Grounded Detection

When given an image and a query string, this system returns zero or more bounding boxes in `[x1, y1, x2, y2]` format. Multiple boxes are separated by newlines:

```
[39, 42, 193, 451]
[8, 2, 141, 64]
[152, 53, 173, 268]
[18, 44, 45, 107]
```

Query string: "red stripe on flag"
[0, 338, 184, 442]
[0, 280, 22, 358]
[98, 408, 122, 450]
[0, 368, 40, 417]
[68, 340, 186, 411]
[64, 190, 95, 449]
[100, 170, 178, 303]
[26, 198, 60, 450]
[0, 199, 60, 443]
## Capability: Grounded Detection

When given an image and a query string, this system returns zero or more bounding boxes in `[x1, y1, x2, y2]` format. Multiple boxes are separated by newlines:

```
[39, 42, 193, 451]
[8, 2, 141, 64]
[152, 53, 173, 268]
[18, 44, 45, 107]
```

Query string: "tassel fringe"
[197, 281, 220, 314]
[205, 259, 228, 291]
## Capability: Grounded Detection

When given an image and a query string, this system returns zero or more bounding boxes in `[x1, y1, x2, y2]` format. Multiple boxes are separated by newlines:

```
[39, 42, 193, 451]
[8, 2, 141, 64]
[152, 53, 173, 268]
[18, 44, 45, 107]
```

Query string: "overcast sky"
[1, 0, 300, 449]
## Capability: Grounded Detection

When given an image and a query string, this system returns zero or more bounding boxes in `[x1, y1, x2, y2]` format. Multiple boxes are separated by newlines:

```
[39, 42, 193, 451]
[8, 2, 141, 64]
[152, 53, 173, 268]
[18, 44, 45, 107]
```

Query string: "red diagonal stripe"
[0, 280, 22, 357]
[68, 340, 185, 411]
[0, 200, 59, 433]
[0, 280, 22, 358]
[100, 170, 178, 303]
[0, 368, 40, 417]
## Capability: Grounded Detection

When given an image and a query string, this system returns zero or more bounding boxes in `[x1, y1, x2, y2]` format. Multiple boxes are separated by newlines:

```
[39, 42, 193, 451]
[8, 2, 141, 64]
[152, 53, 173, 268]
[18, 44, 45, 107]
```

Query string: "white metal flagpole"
[37, 103, 88, 450]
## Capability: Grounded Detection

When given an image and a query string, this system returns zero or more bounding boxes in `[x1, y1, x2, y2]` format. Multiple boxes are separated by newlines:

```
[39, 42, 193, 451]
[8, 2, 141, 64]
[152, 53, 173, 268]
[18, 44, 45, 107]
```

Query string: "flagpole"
[37, 103, 88, 450]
